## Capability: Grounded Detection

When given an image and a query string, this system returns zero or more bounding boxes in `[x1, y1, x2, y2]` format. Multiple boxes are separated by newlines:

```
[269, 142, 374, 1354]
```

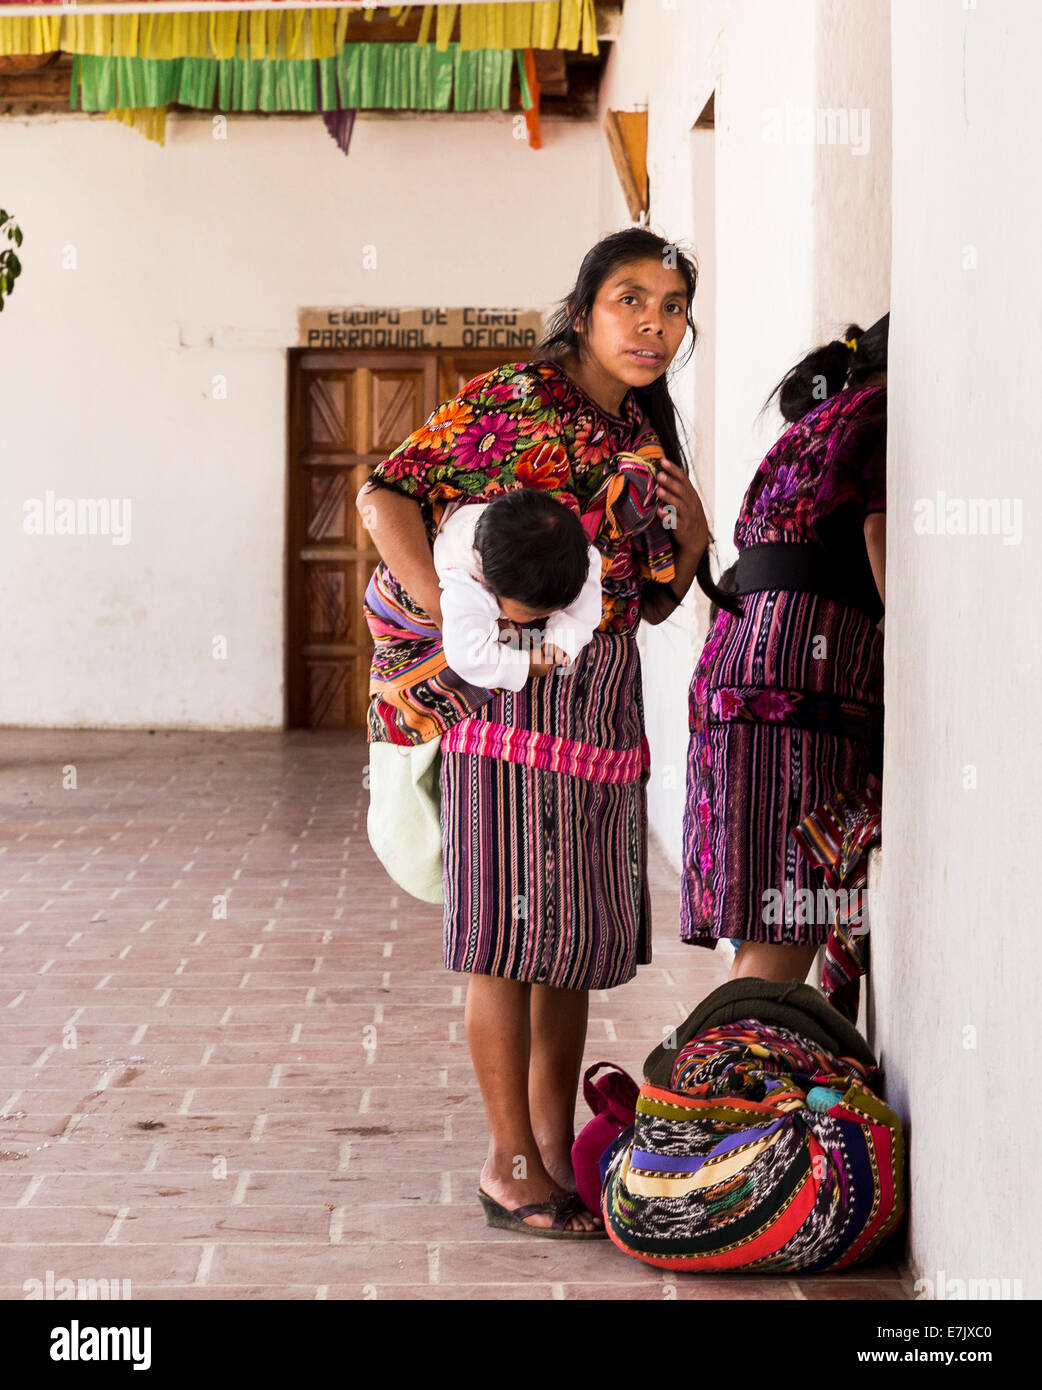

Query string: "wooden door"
[286, 347, 526, 729]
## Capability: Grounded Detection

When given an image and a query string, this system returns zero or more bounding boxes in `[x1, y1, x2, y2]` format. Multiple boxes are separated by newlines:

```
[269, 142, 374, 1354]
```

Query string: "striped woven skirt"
[439, 631, 652, 991]
[680, 590, 883, 948]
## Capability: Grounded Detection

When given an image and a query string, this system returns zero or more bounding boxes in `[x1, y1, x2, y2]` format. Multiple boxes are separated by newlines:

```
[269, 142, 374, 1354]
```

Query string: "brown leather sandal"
[478, 1187, 607, 1239]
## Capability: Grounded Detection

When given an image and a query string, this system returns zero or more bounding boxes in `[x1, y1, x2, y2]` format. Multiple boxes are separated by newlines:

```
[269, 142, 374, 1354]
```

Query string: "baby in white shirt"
[433, 489, 603, 692]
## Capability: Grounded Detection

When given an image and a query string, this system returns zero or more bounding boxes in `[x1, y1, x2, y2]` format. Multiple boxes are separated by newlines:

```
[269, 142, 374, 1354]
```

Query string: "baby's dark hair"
[473, 489, 589, 616]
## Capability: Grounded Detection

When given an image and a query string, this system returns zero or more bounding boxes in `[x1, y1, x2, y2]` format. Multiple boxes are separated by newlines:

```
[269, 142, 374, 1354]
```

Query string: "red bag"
[570, 1062, 639, 1217]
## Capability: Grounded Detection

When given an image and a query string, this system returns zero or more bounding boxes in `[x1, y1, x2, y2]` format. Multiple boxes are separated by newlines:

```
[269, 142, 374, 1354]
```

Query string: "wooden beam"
[0, 53, 70, 114]
[604, 108, 647, 220]
[0, 53, 61, 74]
[694, 91, 714, 129]
[594, 2, 624, 39]
[532, 50, 567, 97]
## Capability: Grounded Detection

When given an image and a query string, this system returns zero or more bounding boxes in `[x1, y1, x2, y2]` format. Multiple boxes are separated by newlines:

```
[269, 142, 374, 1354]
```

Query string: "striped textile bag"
[603, 1017, 904, 1273]
[790, 776, 882, 1022]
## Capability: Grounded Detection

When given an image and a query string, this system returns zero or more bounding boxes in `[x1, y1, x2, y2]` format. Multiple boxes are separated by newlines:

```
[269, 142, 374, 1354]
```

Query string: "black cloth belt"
[735, 541, 884, 624]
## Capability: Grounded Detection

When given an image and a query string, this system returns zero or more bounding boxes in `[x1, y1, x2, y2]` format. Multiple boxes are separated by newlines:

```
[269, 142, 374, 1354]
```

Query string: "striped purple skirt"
[439, 631, 652, 991]
[680, 590, 883, 948]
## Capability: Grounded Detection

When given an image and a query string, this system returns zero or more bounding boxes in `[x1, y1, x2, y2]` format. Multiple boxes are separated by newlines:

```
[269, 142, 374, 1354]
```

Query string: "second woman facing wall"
[681, 314, 889, 985]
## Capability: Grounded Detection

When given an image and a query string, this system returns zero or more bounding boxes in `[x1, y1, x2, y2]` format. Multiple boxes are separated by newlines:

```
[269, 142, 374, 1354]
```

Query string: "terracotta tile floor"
[0, 730, 911, 1301]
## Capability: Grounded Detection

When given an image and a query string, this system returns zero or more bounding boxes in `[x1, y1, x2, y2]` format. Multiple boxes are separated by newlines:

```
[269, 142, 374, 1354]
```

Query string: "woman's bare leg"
[729, 941, 820, 983]
[528, 983, 594, 1210]
[465, 973, 598, 1231]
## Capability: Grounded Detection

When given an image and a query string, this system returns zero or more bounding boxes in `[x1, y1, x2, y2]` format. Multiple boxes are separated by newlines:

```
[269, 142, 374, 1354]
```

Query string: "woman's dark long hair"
[539, 227, 741, 618]
[763, 312, 889, 423]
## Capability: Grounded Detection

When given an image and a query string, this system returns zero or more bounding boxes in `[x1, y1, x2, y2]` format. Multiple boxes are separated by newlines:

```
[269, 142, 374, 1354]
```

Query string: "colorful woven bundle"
[578, 450, 676, 584]
[603, 1015, 904, 1273]
[670, 1019, 880, 1094]
[790, 777, 882, 1021]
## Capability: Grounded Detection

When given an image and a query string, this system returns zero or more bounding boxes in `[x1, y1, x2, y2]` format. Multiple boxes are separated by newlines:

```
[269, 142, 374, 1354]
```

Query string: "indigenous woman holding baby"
[358, 229, 724, 1236]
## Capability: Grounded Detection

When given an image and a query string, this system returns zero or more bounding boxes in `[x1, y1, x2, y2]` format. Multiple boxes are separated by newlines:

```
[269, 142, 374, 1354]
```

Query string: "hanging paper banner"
[0, 3, 600, 57]
[69, 42, 516, 111]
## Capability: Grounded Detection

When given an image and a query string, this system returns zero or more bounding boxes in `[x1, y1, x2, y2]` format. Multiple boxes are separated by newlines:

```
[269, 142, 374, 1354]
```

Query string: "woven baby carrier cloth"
[602, 979, 905, 1274]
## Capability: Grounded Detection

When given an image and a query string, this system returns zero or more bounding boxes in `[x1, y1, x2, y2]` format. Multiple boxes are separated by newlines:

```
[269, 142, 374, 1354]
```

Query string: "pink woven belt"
[442, 718, 651, 785]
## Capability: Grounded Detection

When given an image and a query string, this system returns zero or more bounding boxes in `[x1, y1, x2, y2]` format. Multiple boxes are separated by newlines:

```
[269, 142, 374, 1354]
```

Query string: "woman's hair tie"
[844, 337, 859, 352]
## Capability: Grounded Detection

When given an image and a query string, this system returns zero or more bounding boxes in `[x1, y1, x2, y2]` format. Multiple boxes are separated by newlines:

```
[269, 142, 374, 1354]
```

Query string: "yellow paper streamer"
[287, 11, 306, 60]
[113, 13, 137, 58]
[460, 4, 505, 51]
[107, 105, 167, 147]
[314, 10, 338, 60]
[557, 0, 580, 51]
[502, 3, 532, 49]
[581, 0, 598, 56]
[210, 14, 238, 62]
[266, 10, 283, 57]
[247, 10, 265, 61]
[531, 2, 559, 51]
[0, 6, 598, 59]
[435, 5, 458, 52]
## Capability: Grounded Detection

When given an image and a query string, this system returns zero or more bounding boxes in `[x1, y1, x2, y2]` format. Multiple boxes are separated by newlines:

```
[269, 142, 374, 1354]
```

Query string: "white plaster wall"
[813, 0, 891, 336]
[873, 0, 1042, 1298]
[603, 0, 890, 868]
[0, 111, 600, 728]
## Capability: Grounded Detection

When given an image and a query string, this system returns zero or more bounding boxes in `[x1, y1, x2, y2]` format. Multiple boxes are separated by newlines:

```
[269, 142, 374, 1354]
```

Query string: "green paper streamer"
[69, 43, 516, 116]
[516, 49, 532, 110]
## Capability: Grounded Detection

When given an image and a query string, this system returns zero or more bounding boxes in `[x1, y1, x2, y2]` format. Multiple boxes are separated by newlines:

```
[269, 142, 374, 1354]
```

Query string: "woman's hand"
[654, 459, 709, 559]
[529, 642, 571, 677]
[639, 459, 711, 622]
[496, 619, 569, 677]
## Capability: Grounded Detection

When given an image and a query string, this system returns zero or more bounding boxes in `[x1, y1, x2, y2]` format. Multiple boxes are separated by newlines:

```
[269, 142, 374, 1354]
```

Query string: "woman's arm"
[864, 511, 886, 605]
[357, 483, 444, 629]
[639, 458, 710, 625]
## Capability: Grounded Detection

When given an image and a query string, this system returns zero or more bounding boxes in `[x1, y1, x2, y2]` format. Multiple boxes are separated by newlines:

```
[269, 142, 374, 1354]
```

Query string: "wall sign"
[298, 306, 545, 350]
